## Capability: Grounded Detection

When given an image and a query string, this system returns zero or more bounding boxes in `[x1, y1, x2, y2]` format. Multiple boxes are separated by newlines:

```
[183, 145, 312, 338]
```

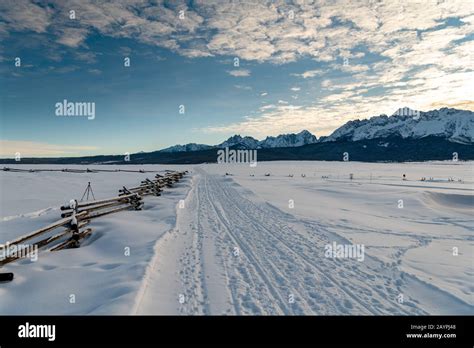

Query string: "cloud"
[428, 100, 474, 111]
[227, 69, 251, 77]
[0, 140, 99, 157]
[56, 27, 89, 47]
[260, 92, 268, 96]
[202, 104, 340, 138]
[74, 51, 97, 64]
[54, 66, 79, 74]
[292, 69, 324, 79]
[1, 0, 473, 137]
[2, 0, 472, 67]
[321, 79, 332, 88]
[290, 87, 300, 91]
[0, 0, 52, 34]
[234, 84, 252, 90]
[118, 46, 132, 56]
[259, 104, 276, 111]
[334, 63, 370, 74]
[88, 68, 102, 75]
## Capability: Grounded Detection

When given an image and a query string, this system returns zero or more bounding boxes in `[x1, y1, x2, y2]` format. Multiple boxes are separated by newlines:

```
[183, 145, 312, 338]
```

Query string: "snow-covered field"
[0, 162, 472, 315]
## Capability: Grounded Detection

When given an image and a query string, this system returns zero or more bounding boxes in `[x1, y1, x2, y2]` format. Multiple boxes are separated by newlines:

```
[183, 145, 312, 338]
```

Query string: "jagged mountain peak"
[160, 143, 213, 153]
[218, 135, 260, 149]
[160, 130, 319, 152]
[260, 129, 318, 148]
[160, 107, 473, 153]
[324, 107, 473, 144]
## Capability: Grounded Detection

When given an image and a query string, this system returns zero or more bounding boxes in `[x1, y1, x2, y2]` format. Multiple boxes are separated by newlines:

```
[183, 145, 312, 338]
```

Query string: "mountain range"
[160, 107, 473, 153]
[323, 107, 473, 144]
[160, 130, 318, 152]
[1, 107, 472, 164]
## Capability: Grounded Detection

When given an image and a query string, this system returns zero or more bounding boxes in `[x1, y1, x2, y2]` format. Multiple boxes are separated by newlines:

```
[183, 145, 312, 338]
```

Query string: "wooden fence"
[2, 167, 163, 173]
[0, 170, 188, 267]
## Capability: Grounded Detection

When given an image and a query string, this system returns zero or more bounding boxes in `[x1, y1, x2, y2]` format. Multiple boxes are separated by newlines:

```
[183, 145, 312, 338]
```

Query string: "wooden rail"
[0, 220, 90, 266]
[60, 193, 139, 210]
[5, 211, 88, 246]
[2, 167, 162, 173]
[0, 171, 188, 267]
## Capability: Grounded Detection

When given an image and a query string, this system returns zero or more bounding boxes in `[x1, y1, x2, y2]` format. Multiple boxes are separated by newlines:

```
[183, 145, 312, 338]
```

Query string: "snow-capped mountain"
[260, 130, 318, 148]
[160, 130, 319, 152]
[160, 143, 213, 153]
[159, 108, 473, 154]
[217, 135, 260, 149]
[324, 108, 474, 144]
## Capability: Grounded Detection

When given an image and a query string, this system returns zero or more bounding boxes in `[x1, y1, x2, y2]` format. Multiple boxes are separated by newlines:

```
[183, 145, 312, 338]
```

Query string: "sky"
[0, 0, 473, 157]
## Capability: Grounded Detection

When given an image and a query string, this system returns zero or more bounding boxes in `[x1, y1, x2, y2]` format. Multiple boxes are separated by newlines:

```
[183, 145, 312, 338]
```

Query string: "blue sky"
[0, 0, 473, 157]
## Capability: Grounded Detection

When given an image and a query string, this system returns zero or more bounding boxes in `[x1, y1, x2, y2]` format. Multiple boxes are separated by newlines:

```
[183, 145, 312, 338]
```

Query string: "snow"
[0, 165, 191, 314]
[324, 108, 474, 143]
[0, 161, 472, 315]
[159, 130, 318, 153]
[259, 130, 318, 148]
[160, 143, 212, 153]
[218, 135, 260, 149]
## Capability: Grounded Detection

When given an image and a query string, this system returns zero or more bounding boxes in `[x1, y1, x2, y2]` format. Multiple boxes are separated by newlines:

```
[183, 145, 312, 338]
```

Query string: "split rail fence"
[2, 167, 161, 173]
[0, 170, 187, 267]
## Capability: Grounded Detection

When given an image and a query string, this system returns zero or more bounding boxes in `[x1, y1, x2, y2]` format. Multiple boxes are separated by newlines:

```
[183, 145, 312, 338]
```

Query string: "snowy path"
[135, 168, 460, 315]
[2, 163, 470, 315]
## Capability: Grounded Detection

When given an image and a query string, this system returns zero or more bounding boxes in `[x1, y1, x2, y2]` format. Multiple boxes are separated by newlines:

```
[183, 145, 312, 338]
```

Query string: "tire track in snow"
[224, 195, 398, 315]
[211, 175, 371, 314]
[176, 172, 241, 315]
[207, 171, 425, 315]
[206, 179, 338, 314]
[176, 176, 208, 315]
[138, 168, 427, 314]
[218, 186, 377, 314]
[201, 173, 290, 314]
[203, 172, 374, 314]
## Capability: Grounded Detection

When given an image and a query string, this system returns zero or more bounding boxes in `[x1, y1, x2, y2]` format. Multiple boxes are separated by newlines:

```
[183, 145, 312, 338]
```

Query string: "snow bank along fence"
[0, 170, 187, 268]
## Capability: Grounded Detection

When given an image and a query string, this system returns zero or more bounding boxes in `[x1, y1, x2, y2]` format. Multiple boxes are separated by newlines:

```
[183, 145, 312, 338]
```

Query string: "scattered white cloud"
[290, 87, 300, 91]
[2, 0, 472, 68]
[260, 92, 268, 96]
[259, 104, 276, 111]
[234, 84, 252, 90]
[203, 104, 337, 138]
[1, 0, 472, 137]
[227, 69, 251, 77]
[54, 66, 79, 74]
[292, 69, 324, 79]
[74, 51, 97, 64]
[321, 79, 332, 88]
[88, 68, 102, 75]
[335, 63, 370, 74]
[56, 27, 89, 47]
[0, 0, 51, 34]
